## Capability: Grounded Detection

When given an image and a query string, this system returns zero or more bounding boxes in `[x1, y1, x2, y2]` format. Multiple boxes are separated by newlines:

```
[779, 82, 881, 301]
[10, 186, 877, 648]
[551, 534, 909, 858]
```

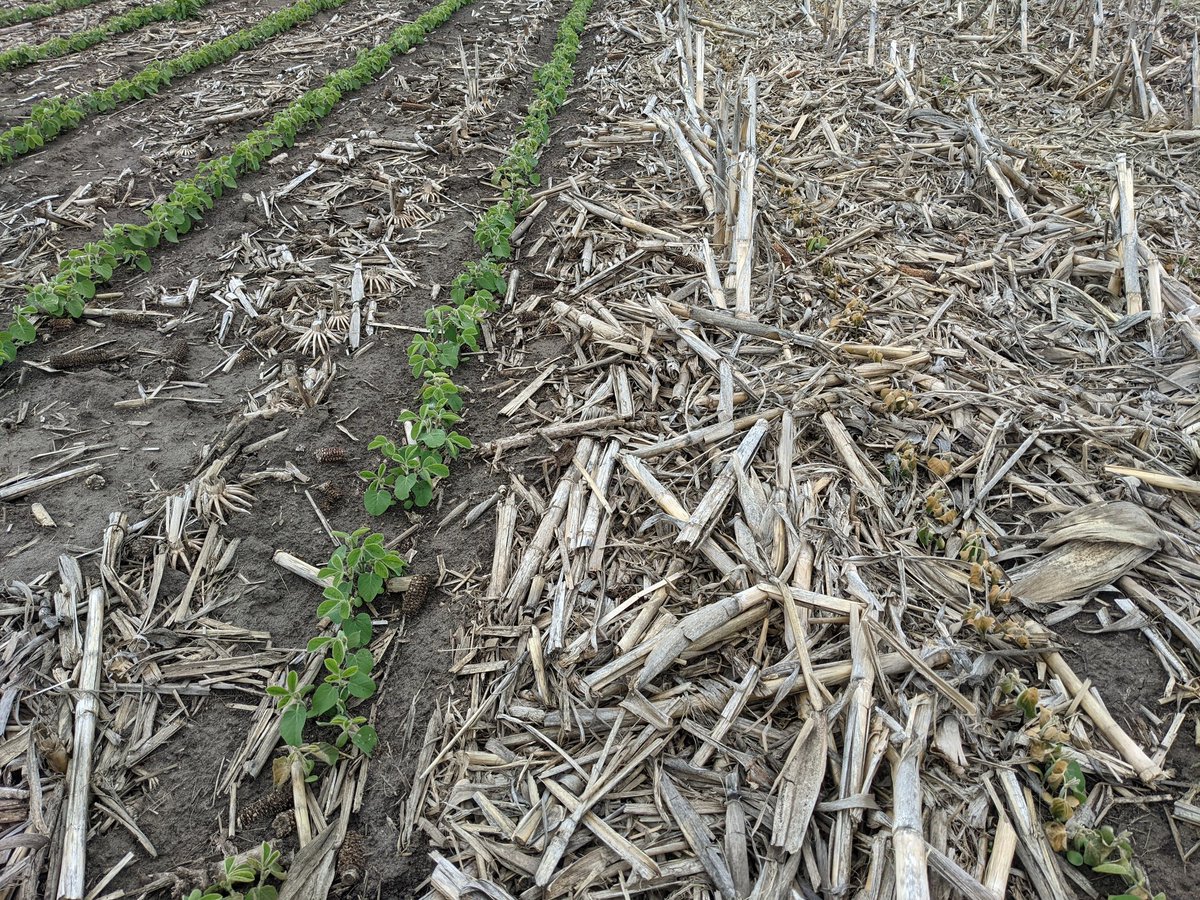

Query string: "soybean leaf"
[310, 683, 338, 717]
[280, 702, 307, 747]
[351, 725, 378, 756]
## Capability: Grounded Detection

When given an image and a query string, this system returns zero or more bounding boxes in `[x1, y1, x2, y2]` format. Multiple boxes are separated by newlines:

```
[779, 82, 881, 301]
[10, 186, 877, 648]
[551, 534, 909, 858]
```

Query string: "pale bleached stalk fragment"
[997, 771, 1071, 899]
[502, 460, 582, 610]
[966, 99, 1032, 227]
[1115, 154, 1143, 315]
[488, 490, 519, 600]
[983, 814, 1017, 899]
[637, 586, 768, 687]
[57, 586, 105, 900]
[890, 695, 933, 900]
[1027, 622, 1164, 783]
[533, 725, 669, 886]
[659, 773, 738, 898]
[676, 418, 770, 549]
[770, 714, 827, 854]
[621, 453, 746, 586]
[830, 605, 876, 894]
[731, 76, 757, 319]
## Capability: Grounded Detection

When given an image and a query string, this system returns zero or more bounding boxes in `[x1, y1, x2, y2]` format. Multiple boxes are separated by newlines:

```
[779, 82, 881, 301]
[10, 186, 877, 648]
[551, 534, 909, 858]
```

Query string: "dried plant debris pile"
[0, 0, 1198, 896]
[415, 1, 1200, 899]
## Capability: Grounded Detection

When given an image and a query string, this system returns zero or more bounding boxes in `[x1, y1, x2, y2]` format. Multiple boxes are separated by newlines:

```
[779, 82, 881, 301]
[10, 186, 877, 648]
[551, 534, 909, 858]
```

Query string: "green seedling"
[398, 406, 472, 457]
[475, 202, 518, 259]
[426, 303, 482, 354]
[271, 531, 398, 754]
[362, 438, 449, 514]
[322, 711, 378, 756]
[408, 333, 462, 378]
[998, 672, 1164, 899]
[184, 842, 286, 900]
[307, 634, 378, 754]
[317, 528, 406, 622]
[265, 670, 312, 749]
[805, 234, 829, 253]
[271, 742, 338, 786]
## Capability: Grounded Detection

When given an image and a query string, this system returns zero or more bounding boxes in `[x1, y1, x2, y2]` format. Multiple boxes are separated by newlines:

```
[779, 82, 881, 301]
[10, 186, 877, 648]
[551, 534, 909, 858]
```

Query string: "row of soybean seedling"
[361, 0, 595, 516]
[0, 0, 103, 29]
[1, 0, 356, 164]
[264, 0, 596, 776]
[0, 0, 478, 365]
[924, 489, 1165, 900]
[267, 529, 408, 761]
[0, 0, 210, 72]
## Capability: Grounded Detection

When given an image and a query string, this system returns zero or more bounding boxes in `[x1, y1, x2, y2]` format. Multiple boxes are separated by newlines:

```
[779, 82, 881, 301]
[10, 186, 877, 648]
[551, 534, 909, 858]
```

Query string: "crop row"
[267, 0, 594, 785]
[0, 0, 476, 365]
[363, 0, 595, 518]
[0, 0, 353, 164]
[268, 529, 409, 760]
[0, 0, 103, 28]
[0, 0, 209, 71]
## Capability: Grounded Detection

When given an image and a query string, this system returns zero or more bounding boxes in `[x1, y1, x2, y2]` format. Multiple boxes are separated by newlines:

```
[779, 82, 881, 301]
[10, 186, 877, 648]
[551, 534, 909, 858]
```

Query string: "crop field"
[0, 0, 1198, 897]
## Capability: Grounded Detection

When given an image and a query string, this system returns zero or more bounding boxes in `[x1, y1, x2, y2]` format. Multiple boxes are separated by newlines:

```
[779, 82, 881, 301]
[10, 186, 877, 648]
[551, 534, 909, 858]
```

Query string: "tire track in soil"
[0, 0, 606, 891]
[0, 0, 460, 262]
[0, 0, 297, 129]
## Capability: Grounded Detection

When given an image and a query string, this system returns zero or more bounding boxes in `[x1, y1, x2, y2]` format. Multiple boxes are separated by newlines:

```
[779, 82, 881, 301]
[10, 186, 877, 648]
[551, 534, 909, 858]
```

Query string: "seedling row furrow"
[61, 0, 555, 805]
[362, 0, 594, 518]
[163, 0, 563, 367]
[0, 0, 106, 29]
[257, 0, 594, 834]
[0, 0, 478, 364]
[0, 0, 357, 162]
[0, 11, 459, 319]
[119, 0, 439, 174]
[0, 0, 448, 220]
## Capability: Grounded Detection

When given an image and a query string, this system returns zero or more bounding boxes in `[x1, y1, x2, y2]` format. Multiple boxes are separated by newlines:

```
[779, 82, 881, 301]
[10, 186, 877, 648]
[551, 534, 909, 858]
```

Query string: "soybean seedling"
[316, 527, 406, 632]
[184, 841, 286, 900]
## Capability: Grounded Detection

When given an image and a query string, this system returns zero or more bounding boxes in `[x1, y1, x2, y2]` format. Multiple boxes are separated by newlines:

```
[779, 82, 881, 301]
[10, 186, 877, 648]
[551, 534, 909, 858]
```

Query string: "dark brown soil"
[1063, 625, 1200, 898]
